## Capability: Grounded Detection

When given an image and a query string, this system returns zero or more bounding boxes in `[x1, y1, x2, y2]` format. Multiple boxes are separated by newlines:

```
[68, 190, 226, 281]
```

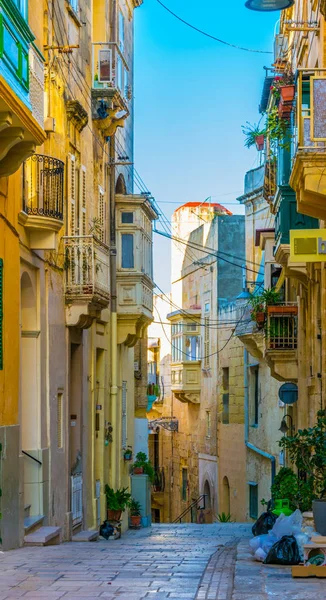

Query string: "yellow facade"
[0, 0, 155, 550]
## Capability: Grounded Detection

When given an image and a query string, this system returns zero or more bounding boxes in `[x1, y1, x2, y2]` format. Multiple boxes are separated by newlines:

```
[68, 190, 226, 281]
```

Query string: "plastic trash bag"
[252, 511, 277, 536]
[99, 520, 114, 540]
[264, 535, 301, 565]
[255, 547, 267, 562]
[295, 533, 310, 562]
[250, 533, 279, 559]
[249, 536, 262, 553]
[271, 509, 303, 539]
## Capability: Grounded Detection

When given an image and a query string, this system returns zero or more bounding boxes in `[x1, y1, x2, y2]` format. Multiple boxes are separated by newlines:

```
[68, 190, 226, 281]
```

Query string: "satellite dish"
[278, 382, 298, 405]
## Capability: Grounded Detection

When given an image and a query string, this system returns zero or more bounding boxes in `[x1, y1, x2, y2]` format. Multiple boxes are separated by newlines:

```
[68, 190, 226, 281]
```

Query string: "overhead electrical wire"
[156, 0, 273, 55]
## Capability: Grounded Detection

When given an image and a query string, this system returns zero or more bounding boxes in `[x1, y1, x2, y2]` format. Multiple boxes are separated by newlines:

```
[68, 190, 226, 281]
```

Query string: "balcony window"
[119, 10, 125, 52]
[121, 233, 134, 269]
[122, 212, 133, 224]
[68, 0, 78, 13]
[171, 322, 200, 362]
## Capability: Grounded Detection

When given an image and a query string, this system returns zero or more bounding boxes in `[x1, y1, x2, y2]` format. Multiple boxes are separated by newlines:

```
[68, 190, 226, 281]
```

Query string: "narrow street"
[0, 524, 325, 600]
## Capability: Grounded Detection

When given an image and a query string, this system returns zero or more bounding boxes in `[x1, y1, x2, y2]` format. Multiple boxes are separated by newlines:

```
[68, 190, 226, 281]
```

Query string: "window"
[119, 10, 125, 52]
[121, 234, 134, 268]
[206, 411, 211, 438]
[57, 393, 63, 449]
[250, 366, 259, 426]
[171, 322, 200, 363]
[181, 468, 188, 501]
[205, 302, 210, 313]
[68, 0, 78, 13]
[222, 368, 229, 424]
[0, 259, 3, 371]
[122, 212, 133, 224]
[249, 483, 258, 519]
[204, 317, 210, 369]
[122, 381, 127, 448]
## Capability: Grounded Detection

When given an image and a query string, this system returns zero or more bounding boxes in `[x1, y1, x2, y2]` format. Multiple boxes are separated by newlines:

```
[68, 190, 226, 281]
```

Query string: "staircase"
[24, 504, 61, 546]
[173, 494, 207, 524]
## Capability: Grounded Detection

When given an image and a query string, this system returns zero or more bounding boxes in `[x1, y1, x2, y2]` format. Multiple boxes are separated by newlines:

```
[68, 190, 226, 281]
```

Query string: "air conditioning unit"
[274, 34, 289, 63]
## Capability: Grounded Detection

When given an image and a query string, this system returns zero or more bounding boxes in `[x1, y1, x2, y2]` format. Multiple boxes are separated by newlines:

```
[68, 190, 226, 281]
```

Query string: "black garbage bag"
[99, 520, 114, 540]
[264, 535, 301, 565]
[252, 511, 277, 536]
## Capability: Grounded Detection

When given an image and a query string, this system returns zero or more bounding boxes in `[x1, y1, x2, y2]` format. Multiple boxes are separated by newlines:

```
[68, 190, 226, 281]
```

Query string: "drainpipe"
[109, 132, 118, 490]
[244, 348, 276, 488]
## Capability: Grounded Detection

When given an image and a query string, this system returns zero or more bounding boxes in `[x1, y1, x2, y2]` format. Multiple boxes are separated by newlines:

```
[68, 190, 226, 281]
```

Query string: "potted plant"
[242, 122, 266, 151]
[271, 467, 298, 512]
[279, 410, 326, 531]
[129, 498, 142, 527]
[105, 485, 131, 521]
[249, 294, 266, 328]
[132, 452, 155, 482]
[124, 446, 133, 461]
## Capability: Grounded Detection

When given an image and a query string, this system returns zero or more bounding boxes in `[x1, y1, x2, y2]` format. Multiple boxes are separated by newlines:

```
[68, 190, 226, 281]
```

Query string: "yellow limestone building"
[0, 0, 156, 550]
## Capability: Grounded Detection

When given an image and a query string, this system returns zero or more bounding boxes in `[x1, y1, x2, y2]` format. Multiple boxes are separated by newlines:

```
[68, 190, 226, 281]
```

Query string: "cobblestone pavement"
[0, 524, 326, 600]
[0, 524, 249, 600]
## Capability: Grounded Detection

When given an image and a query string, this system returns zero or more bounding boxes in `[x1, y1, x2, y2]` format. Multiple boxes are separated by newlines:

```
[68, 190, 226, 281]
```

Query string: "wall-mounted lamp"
[279, 413, 294, 435]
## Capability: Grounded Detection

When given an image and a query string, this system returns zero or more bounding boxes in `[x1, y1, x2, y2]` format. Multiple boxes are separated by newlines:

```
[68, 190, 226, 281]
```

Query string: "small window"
[249, 483, 258, 519]
[205, 302, 210, 313]
[250, 366, 259, 426]
[57, 393, 63, 449]
[119, 10, 125, 52]
[181, 468, 188, 501]
[187, 323, 197, 332]
[122, 212, 133, 224]
[222, 394, 229, 425]
[206, 411, 211, 438]
[121, 234, 134, 269]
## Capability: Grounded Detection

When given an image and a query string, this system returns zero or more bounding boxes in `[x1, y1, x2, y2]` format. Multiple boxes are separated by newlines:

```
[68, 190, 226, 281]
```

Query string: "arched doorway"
[21, 271, 41, 517]
[115, 173, 127, 194]
[221, 476, 230, 515]
[201, 479, 213, 524]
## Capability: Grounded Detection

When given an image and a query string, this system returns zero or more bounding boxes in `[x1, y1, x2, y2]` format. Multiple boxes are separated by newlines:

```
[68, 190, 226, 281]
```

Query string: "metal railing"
[173, 494, 206, 524]
[63, 235, 110, 302]
[266, 305, 297, 351]
[92, 42, 130, 101]
[23, 155, 64, 220]
[22, 450, 42, 466]
[71, 474, 83, 527]
[153, 467, 165, 493]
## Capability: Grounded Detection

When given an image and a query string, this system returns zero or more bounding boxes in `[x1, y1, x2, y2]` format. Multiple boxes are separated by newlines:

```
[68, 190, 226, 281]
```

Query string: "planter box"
[280, 85, 295, 103]
[267, 305, 298, 315]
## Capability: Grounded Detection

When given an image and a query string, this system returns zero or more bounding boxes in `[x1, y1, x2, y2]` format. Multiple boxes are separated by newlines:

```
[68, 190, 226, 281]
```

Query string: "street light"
[245, 0, 294, 11]
[279, 413, 294, 435]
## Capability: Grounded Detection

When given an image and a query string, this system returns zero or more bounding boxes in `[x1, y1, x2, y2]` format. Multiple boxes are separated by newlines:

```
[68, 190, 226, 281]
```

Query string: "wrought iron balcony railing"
[92, 42, 130, 102]
[23, 155, 64, 221]
[64, 236, 110, 303]
[266, 305, 298, 351]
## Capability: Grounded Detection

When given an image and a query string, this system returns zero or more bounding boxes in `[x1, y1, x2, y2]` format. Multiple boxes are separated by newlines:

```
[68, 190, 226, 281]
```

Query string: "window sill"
[66, 1, 83, 27]
[250, 424, 259, 429]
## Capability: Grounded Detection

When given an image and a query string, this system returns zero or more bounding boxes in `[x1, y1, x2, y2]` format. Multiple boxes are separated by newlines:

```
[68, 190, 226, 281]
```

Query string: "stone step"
[72, 529, 99, 542]
[24, 504, 31, 517]
[24, 526, 61, 546]
[24, 515, 44, 534]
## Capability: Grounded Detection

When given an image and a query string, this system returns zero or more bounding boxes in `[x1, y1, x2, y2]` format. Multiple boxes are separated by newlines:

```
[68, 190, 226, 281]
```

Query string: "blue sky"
[134, 0, 277, 292]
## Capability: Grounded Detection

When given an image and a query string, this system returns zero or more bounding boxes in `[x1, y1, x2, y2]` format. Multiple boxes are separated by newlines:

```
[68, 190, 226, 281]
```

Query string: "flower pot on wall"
[255, 134, 265, 151]
[255, 312, 266, 327]
[280, 85, 295, 103]
[278, 100, 292, 119]
[312, 500, 326, 536]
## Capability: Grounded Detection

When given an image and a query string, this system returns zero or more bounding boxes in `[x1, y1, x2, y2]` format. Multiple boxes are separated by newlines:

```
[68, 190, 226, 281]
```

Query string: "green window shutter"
[0, 259, 3, 370]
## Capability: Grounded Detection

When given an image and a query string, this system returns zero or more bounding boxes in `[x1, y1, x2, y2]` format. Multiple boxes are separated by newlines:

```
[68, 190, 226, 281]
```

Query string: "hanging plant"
[242, 121, 267, 150]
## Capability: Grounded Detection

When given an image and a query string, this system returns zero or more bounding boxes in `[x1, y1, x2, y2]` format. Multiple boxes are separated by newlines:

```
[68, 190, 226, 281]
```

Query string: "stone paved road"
[0, 524, 250, 600]
[0, 524, 326, 600]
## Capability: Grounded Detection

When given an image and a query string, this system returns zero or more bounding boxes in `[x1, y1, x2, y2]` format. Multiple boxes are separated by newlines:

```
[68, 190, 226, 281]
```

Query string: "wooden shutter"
[204, 317, 210, 369]
[122, 381, 127, 448]
[67, 154, 76, 235]
[80, 166, 86, 235]
[0, 259, 3, 371]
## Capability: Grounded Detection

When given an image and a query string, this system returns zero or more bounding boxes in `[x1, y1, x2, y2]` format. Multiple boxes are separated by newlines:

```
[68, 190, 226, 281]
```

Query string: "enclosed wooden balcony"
[91, 43, 130, 136]
[64, 235, 110, 329]
[20, 155, 64, 249]
[265, 304, 298, 382]
[168, 310, 202, 404]
[290, 69, 326, 220]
